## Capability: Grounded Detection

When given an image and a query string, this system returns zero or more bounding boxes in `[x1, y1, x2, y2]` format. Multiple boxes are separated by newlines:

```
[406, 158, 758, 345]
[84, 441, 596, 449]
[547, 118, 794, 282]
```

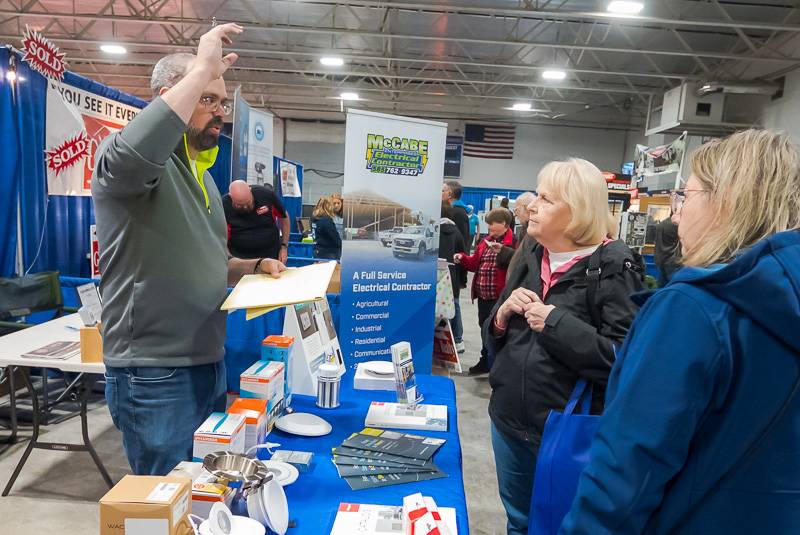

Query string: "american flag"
[463, 124, 516, 159]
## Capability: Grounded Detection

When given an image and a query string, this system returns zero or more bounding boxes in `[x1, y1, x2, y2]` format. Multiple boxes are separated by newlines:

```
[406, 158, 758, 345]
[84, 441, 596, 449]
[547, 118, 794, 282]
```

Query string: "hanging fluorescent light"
[542, 70, 567, 81]
[340, 92, 360, 101]
[100, 44, 127, 55]
[320, 56, 345, 67]
[607, 1, 644, 14]
[5, 70, 17, 82]
[511, 102, 532, 111]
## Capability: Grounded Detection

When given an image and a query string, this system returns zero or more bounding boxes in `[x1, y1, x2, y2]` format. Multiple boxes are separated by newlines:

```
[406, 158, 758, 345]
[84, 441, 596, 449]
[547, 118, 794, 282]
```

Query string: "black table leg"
[0, 367, 18, 445]
[2, 367, 38, 496]
[2, 369, 114, 496]
[80, 375, 113, 488]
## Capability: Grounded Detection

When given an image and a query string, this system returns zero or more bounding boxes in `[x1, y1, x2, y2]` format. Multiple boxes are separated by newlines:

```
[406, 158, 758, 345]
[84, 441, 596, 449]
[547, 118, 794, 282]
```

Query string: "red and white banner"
[90, 224, 100, 278]
[21, 27, 66, 82]
[45, 81, 140, 196]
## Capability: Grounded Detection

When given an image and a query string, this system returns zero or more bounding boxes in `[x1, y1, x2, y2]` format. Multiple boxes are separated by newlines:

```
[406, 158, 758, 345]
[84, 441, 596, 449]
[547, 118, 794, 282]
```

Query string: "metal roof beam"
[267, 0, 800, 33]
[2, 10, 798, 62]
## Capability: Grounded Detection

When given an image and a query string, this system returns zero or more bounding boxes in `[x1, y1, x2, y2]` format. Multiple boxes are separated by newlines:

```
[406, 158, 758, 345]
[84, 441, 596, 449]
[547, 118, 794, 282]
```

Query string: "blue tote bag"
[528, 379, 599, 535]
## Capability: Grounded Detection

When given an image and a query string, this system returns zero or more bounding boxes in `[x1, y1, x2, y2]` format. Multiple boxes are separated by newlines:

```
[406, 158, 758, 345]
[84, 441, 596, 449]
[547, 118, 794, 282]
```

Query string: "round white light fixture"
[100, 44, 127, 55]
[607, 1, 644, 14]
[340, 92, 360, 101]
[320, 56, 344, 67]
[542, 70, 567, 81]
[511, 102, 532, 111]
[5, 70, 17, 82]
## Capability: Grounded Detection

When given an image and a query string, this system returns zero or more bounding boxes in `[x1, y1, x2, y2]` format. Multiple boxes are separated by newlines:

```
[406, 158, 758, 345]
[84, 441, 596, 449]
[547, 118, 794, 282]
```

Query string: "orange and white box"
[240, 361, 285, 410]
[226, 398, 268, 451]
[192, 412, 246, 462]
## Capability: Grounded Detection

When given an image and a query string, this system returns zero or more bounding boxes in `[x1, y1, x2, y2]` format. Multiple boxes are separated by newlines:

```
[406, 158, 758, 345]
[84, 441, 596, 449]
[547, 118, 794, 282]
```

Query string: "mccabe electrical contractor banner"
[45, 81, 140, 196]
[339, 109, 447, 374]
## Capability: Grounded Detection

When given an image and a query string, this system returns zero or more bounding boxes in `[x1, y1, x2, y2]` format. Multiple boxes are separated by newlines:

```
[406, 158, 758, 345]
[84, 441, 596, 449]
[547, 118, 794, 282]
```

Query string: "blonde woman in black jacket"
[483, 159, 644, 534]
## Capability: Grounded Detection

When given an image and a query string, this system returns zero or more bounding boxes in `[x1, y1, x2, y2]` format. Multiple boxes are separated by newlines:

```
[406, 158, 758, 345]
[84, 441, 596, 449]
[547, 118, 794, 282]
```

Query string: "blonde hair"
[313, 196, 336, 219]
[537, 158, 614, 246]
[682, 129, 800, 267]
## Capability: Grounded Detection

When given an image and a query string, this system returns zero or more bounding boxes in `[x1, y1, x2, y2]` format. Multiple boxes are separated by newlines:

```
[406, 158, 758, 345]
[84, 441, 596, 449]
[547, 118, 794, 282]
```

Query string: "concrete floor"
[0, 292, 507, 535]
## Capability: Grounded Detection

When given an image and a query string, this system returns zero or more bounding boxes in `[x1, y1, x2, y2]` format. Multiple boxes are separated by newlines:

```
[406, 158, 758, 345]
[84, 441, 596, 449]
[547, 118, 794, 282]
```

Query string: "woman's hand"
[524, 301, 556, 332]
[453, 253, 463, 264]
[496, 288, 541, 328]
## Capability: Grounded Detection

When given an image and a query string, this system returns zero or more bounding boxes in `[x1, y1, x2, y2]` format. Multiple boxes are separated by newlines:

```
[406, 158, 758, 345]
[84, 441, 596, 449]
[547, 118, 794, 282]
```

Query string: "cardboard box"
[240, 361, 284, 410]
[80, 324, 103, 363]
[192, 412, 247, 462]
[99, 475, 192, 535]
[354, 362, 396, 391]
[167, 462, 235, 520]
[226, 398, 268, 451]
[327, 263, 341, 294]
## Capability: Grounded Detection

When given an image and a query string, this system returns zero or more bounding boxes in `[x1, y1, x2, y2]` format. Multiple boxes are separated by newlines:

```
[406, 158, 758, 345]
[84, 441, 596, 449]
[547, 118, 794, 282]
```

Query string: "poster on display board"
[230, 88, 274, 187]
[279, 160, 301, 197]
[339, 109, 448, 375]
[44, 81, 140, 196]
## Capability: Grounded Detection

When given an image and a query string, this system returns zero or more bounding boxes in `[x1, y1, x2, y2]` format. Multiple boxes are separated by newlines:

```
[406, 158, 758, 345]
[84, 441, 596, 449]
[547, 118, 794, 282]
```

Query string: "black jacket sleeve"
[496, 246, 515, 270]
[537, 266, 643, 383]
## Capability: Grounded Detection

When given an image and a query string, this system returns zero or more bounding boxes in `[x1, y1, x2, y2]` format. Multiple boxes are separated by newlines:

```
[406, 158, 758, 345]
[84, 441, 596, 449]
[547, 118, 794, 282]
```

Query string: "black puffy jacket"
[438, 218, 466, 297]
[484, 239, 644, 445]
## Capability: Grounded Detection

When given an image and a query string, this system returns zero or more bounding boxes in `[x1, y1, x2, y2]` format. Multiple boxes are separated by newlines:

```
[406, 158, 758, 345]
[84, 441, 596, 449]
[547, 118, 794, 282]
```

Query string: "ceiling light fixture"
[5, 70, 17, 82]
[607, 1, 644, 14]
[511, 103, 532, 111]
[340, 92, 359, 101]
[100, 44, 127, 55]
[542, 70, 567, 81]
[320, 56, 345, 67]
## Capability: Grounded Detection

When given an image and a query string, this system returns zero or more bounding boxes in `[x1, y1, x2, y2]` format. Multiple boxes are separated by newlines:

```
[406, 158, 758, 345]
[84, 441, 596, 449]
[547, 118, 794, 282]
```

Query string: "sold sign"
[21, 26, 66, 81]
[45, 132, 90, 176]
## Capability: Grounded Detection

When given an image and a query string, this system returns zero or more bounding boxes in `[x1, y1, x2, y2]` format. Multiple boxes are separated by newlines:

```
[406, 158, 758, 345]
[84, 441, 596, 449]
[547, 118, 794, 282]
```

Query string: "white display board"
[283, 297, 345, 397]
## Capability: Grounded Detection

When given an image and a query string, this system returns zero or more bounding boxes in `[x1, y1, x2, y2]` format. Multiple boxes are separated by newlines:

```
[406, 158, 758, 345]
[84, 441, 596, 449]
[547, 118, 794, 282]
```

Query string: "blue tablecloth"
[260, 373, 470, 535]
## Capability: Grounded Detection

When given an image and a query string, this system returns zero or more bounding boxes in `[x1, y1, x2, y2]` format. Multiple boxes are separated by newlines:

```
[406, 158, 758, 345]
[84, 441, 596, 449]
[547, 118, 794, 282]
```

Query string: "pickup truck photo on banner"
[45, 80, 140, 196]
[339, 109, 448, 374]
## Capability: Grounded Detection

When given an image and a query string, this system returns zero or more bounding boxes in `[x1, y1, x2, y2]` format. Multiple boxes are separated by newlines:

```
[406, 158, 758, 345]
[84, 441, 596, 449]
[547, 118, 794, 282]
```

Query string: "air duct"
[697, 81, 783, 97]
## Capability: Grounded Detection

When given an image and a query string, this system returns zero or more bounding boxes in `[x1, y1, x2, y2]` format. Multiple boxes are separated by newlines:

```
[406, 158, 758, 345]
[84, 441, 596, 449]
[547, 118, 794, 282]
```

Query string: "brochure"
[343, 470, 447, 491]
[365, 401, 448, 432]
[21, 341, 81, 360]
[330, 503, 457, 535]
[341, 429, 445, 462]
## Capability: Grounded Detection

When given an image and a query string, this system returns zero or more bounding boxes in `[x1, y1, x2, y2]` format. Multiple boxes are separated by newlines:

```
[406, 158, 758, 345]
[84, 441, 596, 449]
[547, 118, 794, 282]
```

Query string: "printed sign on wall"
[339, 109, 448, 375]
[45, 81, 140, 196]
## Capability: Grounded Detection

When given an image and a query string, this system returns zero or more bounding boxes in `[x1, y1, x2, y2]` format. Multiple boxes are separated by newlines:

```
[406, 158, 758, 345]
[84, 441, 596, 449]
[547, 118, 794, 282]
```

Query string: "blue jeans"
[452, 298, 464, 344]
[491, 422, 539, 535]
[104, 361, 227, 475]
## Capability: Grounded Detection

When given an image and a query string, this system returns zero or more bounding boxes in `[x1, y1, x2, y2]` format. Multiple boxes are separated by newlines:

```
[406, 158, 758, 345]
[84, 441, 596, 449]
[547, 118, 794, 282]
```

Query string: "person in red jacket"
[455, 208, 515, 375]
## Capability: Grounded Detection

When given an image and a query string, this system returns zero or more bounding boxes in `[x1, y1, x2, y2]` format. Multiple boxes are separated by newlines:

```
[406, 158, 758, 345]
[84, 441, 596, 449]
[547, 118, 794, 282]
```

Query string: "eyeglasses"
[670, 189, 708, 214]
[199, 95, 233, 116]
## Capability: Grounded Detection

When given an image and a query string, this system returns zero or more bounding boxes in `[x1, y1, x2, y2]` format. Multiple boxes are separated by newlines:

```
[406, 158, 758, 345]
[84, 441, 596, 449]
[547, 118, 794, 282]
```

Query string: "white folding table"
[0, 314, 112, 496]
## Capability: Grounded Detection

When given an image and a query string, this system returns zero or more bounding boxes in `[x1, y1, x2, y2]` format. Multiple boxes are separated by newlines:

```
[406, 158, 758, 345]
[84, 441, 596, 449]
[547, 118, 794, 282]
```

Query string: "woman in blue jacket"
[312, 196, 342, 260]
[560, 129, 800, 534]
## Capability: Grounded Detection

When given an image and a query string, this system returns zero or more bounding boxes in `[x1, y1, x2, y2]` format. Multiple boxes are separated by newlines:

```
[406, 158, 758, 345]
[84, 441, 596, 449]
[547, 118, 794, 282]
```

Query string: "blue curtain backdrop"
[3, 48, 233, 277]
[0, 48, 20, 277]
[274, 156, 303, 234]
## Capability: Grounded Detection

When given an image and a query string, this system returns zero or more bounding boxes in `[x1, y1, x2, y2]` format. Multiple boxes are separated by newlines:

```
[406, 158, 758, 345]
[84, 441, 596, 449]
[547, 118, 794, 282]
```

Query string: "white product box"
[354, 362, 396, 391]
[240, 361, 285, 410]
[365, 401, 448, 432]
[167, 462, 235, 520]
[226, 398, 269, 452]
[192, 412, 246, 462]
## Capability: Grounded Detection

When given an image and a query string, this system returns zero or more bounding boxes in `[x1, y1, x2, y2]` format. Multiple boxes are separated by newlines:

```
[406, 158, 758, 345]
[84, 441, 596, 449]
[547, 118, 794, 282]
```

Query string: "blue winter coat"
[560, 230, 800, 534]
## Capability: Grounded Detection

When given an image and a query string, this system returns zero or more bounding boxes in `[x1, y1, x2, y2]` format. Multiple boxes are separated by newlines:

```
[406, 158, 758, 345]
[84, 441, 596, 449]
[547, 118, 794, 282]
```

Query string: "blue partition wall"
[461, 186, 526, 214]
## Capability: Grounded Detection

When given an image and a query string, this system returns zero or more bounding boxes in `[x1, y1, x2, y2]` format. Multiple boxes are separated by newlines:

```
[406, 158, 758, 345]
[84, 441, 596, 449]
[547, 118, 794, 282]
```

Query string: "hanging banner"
[230, 89, 274, 187]
[21, 27, 66, 82]
[634, 131, 687, 180]
[339, 109, 448, 375]
[45, 81, 140, 196]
